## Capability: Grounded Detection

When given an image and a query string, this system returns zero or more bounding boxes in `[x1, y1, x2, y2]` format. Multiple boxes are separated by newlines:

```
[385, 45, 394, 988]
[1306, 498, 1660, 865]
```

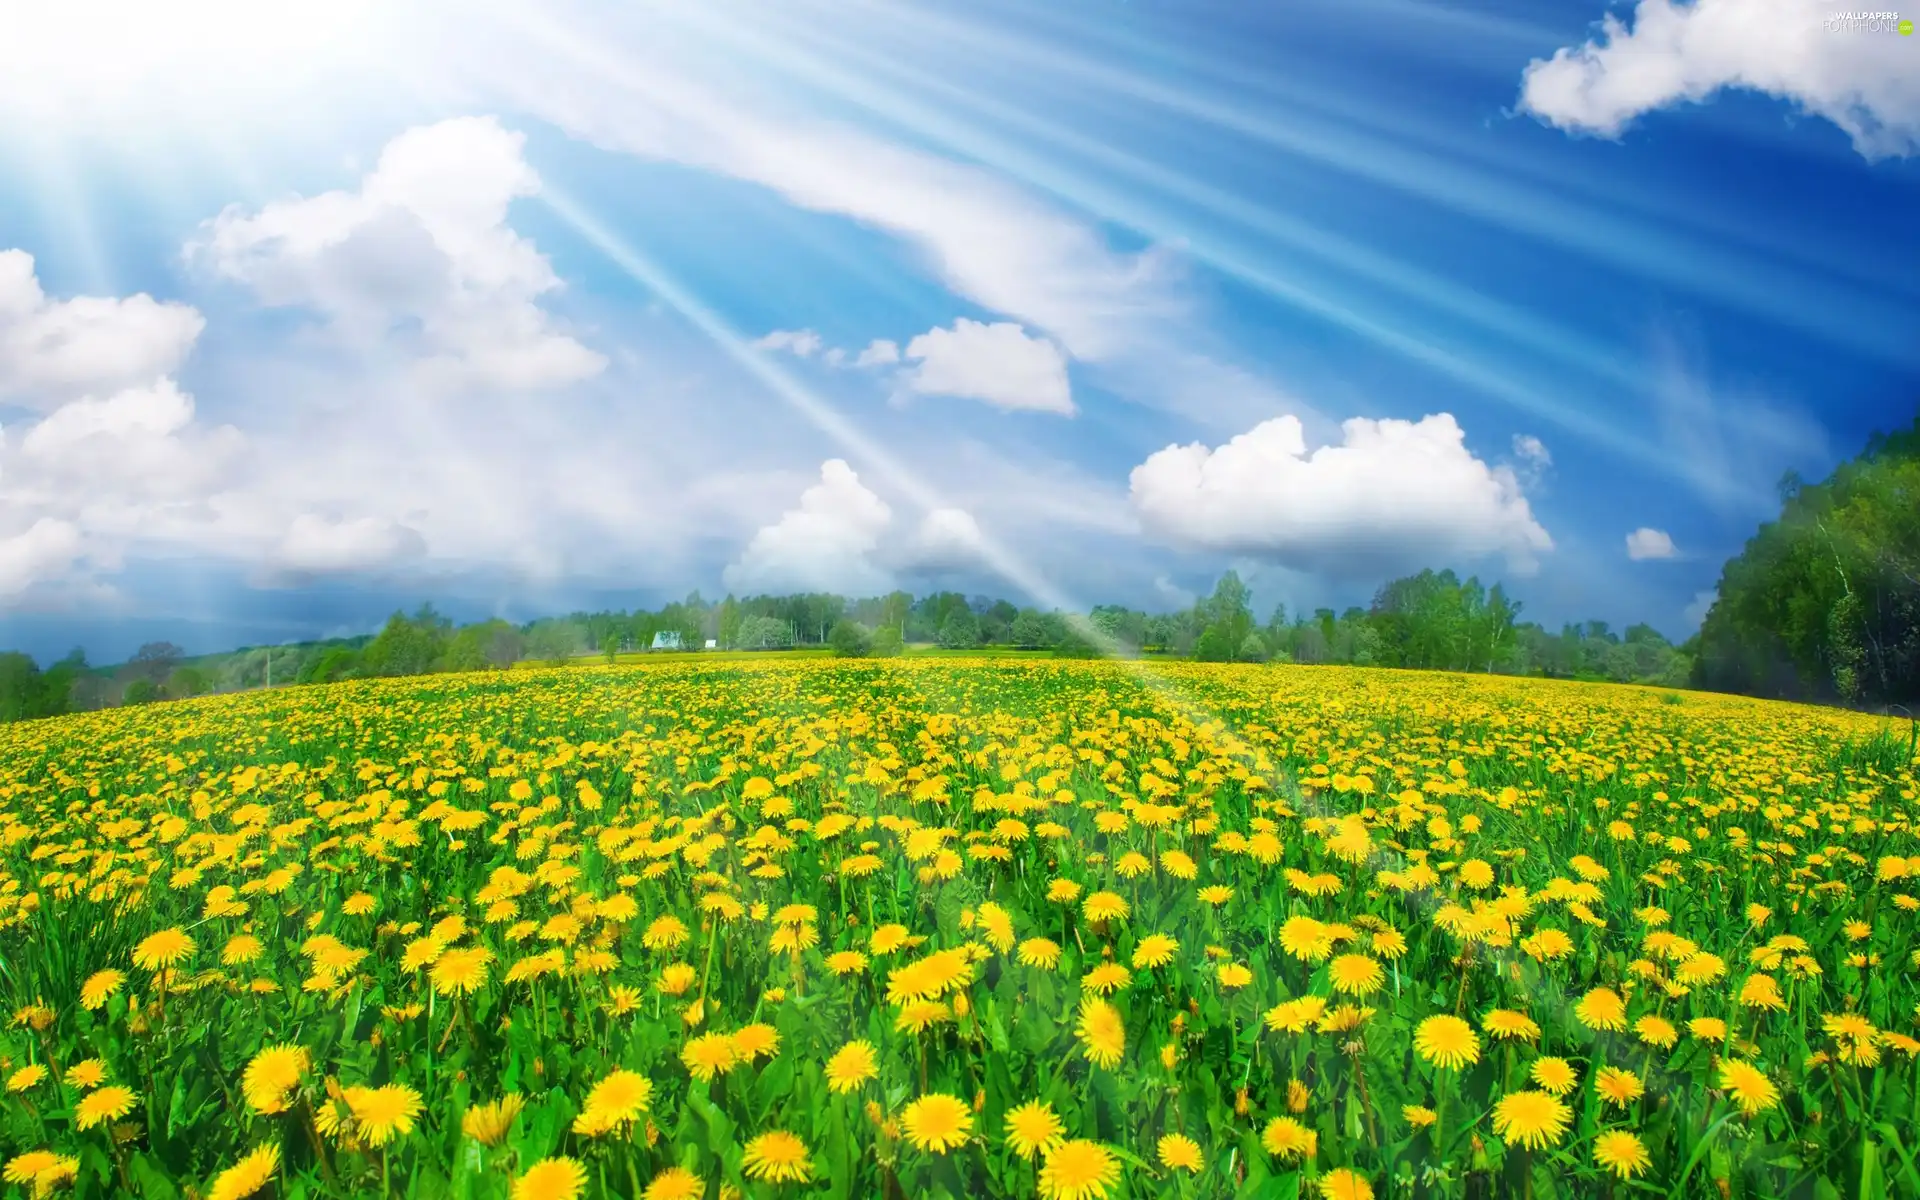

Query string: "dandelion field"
[1, 660, 1916, 1200]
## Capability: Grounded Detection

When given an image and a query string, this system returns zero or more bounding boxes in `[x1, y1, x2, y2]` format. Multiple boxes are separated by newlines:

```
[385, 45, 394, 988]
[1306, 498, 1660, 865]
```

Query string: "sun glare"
[1, 0, 398, 128]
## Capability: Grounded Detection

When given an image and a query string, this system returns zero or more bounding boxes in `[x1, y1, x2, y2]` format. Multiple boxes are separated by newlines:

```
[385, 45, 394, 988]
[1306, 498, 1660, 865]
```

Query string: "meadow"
[0, 659, 1914, 1199]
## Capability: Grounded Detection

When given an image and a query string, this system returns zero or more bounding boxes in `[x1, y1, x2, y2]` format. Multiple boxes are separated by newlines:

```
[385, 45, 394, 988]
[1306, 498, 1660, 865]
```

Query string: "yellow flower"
[1318, 1169, 1374, 1200]
[1216, 963, 1253, 989]
[133, 928, 195, 972]
[1003, 1100, 1065, 1160]
[1481, 1009, 1540, 1043]
[682, 1033, 738, 1082]
[1157, 1132, 1203, 1173]
[573, 1069, 652, 1136]
[741, 1131, 813, 1183]
[1077, 997, 1126, 1069]
[1490, 1090, 1571, 1150]
[80, 969, 125, 1011]
[463, 1095, 525, 1147]
[1413, 1015, 1479, 1070]
[6, 1065, 47, 1093]
[1261, 1116, 1317, 1162]
[901, 1093, 974, 1153]
[1593, 1130, 1651, 1179]
[1717, 1060, 1780, 1116]
[643, 1167, 704, 1199]
[1131, 933, 1180, 970]
[512, 1156, 587, 1200]
[732, 1024, 780, 1063]
[1593, 1067, 1644, 1107]
[825, 1041, 879, 1094]
[241, 1045, 310, 1115]
[1018, 938, 1062, 969]
[1038, 1140, 1120, 1200]
[429, 946, 492, 996]
[75, 1085, 138, 1130]
[1573, 988, 1627, 1032]
[342, 1083, 424, 1145]
[66, 1059, 108, 1090]
[207, 1144, 280, 1200]
[1329, 955, 1385, 997]
[1529, 1057, 1577, 1096]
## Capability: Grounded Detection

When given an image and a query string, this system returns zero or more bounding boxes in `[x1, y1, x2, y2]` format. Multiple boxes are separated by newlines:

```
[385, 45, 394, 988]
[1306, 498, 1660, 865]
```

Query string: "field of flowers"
[0, 659, 1915, 1199]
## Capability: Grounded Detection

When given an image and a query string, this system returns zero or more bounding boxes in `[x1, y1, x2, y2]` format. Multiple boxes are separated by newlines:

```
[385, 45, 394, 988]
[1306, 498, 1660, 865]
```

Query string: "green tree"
[937, 610, 980, 649]
[169, 665, 210, 698]
[362, 607, 452, 676]
[829, 620, 872, 657]
[1009, 611, 1050, 649]
[869, 627, 905, 657]
[1694, 413, 1920, 703]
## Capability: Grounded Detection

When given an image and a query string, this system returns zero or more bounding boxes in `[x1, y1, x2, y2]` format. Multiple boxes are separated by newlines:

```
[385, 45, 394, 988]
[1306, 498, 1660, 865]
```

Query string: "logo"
[1901, 16, 1915, 31]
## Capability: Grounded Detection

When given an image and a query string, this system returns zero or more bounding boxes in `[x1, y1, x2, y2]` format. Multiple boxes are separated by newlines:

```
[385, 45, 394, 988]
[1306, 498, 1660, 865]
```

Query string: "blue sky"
[0, 0, 1915, 662]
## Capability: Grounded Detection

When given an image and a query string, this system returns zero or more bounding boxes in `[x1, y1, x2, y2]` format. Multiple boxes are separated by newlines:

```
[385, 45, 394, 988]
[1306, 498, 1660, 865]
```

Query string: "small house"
[650, 631, 683, 651]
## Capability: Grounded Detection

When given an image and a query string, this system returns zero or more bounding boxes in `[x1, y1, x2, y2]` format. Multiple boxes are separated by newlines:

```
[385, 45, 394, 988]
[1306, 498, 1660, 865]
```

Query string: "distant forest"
[2, 412, 1915, 720]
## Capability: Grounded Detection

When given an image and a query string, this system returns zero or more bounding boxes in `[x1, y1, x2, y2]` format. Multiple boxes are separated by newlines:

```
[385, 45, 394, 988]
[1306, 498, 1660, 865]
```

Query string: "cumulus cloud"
[0, 519, 85, 596]
[754, 329, 823, 358]
[271, 515, 428, 577]
[1626, 527, 1679, 560]
[723, 459, 896, 595]
[855, 339, 901, 367]
[900, 319, 1073, 414]
[0, 250, 204, 408]
[14, 379, 247, 505]
[1129, 413, 1553, 577]
[901, 507, 988, 574]
[1520, 0, 1920, 159]
[190, 116, 605, 391]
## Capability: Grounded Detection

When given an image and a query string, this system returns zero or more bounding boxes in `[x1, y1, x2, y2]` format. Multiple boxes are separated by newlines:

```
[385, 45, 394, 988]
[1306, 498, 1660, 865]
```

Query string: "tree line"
[0, 408, 1910, 718]
[1692, 414, 1920, 707]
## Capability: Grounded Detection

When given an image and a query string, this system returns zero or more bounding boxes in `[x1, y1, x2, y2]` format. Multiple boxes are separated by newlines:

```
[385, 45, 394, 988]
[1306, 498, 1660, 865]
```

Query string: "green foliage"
[736, 615, 795, 651]
[168, 665, 210, 698]
[937, 609, 980, 649]
[1695, 413, 1920, 704]
[828, 619, 872, 657]
[869, 626, 905, 657]
[122, 678, 161, 705]
[0, 650, 80, 722]
[362, 606, 453, 676]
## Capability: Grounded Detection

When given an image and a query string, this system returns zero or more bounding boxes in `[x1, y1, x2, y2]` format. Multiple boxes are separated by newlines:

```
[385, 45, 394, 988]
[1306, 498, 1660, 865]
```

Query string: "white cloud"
[1511, 433, 1552, 489]
[1626, 527, 1679, 560]
[15, 379, 246, 504]
[901, 319, 1073, 414]
[472, 12, 1182, 363]
[723, 459, 896, 595]
[754, 329, 823, 358]
[901, 507, 988, 574]
[0, 519, 85, 596]
[1513, 434, 1551, 470]
[272, 514, 428, 576]
[190, 116, 605, 391]
[1520, 0, 1920, 159]
[0, 250, 205, 408]
[855, 339, 901, 367]
[1129, 412, 1554, 577]
[1153, 574, 1197, 610]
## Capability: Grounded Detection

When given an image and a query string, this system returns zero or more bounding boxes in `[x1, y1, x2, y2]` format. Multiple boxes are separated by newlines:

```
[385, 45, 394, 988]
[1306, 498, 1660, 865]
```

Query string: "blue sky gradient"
[0, 0, 1915, 662]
